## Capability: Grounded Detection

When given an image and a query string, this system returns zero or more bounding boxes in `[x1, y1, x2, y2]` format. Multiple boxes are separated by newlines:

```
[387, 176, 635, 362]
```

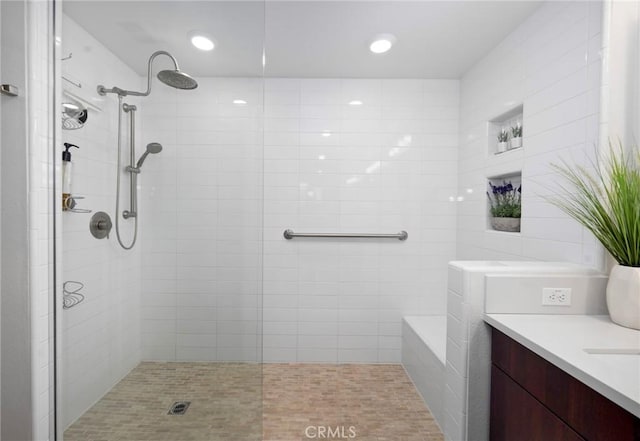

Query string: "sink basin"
[583, 348, 640, 355]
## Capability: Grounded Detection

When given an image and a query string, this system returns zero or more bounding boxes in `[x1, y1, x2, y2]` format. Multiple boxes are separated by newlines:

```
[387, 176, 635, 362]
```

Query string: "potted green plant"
[548, 144, 640, 329]
[487, 181, 521, 232]
[497, 129, 509, 153]
[510, 123, 522, 149]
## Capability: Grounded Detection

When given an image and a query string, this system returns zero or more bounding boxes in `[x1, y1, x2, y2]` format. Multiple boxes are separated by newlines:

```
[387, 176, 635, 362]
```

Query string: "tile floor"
[64, 362, 444, 441]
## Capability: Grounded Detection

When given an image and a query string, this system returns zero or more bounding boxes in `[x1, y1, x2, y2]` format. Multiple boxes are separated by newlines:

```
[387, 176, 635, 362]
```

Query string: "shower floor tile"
[63, 362, 443, 441]
[263, 363, 443, 441]
[63, 362, 262, 441]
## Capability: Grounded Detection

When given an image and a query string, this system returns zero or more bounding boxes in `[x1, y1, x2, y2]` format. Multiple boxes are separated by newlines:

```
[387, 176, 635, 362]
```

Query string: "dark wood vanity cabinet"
[489, 327, 640, 441]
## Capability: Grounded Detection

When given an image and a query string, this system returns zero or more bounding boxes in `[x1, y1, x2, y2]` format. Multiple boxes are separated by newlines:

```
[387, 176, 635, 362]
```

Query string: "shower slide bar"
[283, 229, 408, 241]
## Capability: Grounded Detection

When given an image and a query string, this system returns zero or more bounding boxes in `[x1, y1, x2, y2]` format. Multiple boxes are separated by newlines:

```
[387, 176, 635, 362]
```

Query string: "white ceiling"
[63, 1, 542, 79]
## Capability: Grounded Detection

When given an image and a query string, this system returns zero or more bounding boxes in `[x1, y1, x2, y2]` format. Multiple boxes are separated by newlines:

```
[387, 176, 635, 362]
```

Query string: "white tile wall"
[262, 79, 459, 363]
[1, 1, 51, 438]
[139, 78, 264, 362]
[137, 77, 458, 364]
[60, 16, 143, 429]
[29, 1, 55, 439]
[457, 1, 605, 270]
[2, 0, 62, 438]
[401, 316, 446, 429]
[600, 0, 640, 151]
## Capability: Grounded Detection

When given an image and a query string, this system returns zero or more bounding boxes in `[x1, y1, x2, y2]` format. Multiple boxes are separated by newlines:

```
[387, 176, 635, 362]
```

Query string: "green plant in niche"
[547, 143, 640, 267]
[487, 181, 521, 218]
[497, 129, 509, 143]
[511, 123, 522, 138]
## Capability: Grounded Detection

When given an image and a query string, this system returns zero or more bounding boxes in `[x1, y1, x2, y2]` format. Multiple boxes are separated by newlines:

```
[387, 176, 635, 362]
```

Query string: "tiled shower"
[2, 0, 616, 439]
[138, 76, 461, 364]
[62, 10, 462, 422]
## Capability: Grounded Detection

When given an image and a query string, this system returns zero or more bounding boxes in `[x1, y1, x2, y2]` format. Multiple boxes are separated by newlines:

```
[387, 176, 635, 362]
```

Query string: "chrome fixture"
[114, 99, 164, 248]
[89, 211, 113, 239]
[283, 229, 408, 240]
[112, 97, 139, 249]
[97, 50, 198, 97]
[90, 211, 113, 240]
[135, 142, 163, 170]
[63, 75, 82, 89]
[123, 142, 163, 220]
[101, 51, 195, 250]
[0, 84, 19, 97]
[63, 195, 91, 213]
[63, 281, 86, 309]
[62, 101, 88, 130]
[121, 103, 139, 221]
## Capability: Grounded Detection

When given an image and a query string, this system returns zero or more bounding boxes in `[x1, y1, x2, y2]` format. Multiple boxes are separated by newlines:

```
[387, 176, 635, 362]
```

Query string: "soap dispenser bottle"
[62, 143, 79, 211]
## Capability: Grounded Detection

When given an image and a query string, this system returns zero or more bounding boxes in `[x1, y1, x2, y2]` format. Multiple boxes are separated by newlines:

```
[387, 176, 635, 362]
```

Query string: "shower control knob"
[90, 211, 113, 240]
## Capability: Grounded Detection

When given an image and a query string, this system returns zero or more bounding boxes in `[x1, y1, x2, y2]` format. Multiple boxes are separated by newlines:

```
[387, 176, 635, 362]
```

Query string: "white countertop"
[485, 314, 640, 418]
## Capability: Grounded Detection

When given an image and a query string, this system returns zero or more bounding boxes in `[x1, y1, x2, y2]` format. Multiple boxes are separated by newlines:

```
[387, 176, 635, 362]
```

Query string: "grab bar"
[283, 229, 408, 241]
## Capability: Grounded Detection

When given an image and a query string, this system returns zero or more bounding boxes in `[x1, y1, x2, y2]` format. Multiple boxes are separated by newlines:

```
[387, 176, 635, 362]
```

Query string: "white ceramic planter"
[497, 141, 508, 153]
[606, 264, 640, 330]
[490, 217, 521, 232]
[509, 137, 522, 149]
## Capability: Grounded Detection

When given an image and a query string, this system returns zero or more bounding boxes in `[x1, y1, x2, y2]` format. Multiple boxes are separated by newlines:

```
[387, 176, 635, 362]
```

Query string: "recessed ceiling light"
[233, 99, 247, 105]
[369, 34, 396, 54]
[321, 131, 331, 137]
[189, 32, 215, 51]
[348, 100, 363, 106]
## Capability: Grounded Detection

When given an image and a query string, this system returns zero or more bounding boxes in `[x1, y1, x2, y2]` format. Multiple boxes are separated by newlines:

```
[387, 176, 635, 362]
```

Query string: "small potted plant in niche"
[510, 123, 522, 149]
[548, 143, 640, 329]
[497, 129, 509, 153]
[487, 181, 521, 232]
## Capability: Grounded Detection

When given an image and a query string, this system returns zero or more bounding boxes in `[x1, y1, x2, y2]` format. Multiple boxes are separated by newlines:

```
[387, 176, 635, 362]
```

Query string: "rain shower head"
[136, 142, 163, 169]
[98, 50, 197, 97]
[158, 70, 198, 90]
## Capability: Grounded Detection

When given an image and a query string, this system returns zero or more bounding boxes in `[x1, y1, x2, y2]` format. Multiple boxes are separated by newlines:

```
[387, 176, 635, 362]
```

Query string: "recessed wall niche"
[488, 104, 523, 156]
[486, 171, 522, 234]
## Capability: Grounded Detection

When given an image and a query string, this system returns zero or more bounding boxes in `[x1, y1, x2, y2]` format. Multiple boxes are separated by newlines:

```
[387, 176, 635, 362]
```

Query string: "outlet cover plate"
[542, 288, 572, 306]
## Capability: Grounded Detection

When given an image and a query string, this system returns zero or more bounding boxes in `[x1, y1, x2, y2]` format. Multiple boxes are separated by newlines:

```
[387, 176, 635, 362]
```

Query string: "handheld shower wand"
[136, 143, 163, 169]
[123, 142, 163, 220]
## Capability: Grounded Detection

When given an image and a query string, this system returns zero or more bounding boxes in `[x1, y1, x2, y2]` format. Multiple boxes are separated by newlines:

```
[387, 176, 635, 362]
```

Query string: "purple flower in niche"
[486, 179, 522, 219]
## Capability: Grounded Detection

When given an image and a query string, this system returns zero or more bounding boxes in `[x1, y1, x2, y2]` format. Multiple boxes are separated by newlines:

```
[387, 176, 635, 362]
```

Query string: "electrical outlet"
[542, 288, 572, 306]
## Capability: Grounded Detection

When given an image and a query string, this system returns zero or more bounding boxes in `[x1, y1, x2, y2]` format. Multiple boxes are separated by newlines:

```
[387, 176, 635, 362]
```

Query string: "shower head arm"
[97, 51, 181, 97]
[137, 51, 180, 97]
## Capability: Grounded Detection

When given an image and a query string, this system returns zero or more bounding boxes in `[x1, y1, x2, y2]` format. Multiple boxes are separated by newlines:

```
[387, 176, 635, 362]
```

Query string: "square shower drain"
[168, 401, 191, 415]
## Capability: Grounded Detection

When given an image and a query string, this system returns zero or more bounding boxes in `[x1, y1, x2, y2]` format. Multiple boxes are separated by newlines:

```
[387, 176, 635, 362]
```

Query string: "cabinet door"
[491, 328, 640, 440]
[490, 365, 585, 441]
